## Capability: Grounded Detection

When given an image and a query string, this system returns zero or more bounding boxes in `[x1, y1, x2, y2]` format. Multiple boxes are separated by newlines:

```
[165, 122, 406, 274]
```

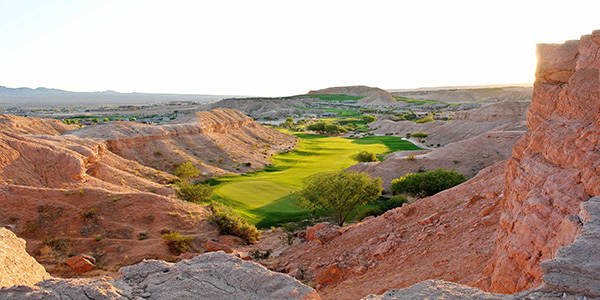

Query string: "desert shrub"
[353, 150, 377, 162]
[81, 207, 97, 220]
[208, 202, 260, 242]
[43, 237, 70, 253]
[174, 161, 200, 180]
[362, 115, 377, 124]
[415, 117, 434, 123]
[411, 132, 428, 138]
[406, 154, 417, 161]
[249, 249, 272, 259]
[176, 181, 213, 203]
[391, 168, 466, 198]
[162, 232, 194, 254]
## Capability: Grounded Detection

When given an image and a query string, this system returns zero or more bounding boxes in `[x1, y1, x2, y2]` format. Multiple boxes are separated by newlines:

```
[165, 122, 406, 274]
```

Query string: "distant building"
[320, 112, 337, 117]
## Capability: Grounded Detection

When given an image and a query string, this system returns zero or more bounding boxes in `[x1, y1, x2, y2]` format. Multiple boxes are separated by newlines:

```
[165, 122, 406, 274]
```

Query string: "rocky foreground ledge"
[0, 245, 320, 300]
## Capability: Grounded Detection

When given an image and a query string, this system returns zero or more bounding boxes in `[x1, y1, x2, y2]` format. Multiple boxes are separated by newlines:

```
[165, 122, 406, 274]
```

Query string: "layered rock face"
[0, 251, 320, 300]
[0, 228, 50, 288]
[68, 108, 297, 180]
[486, 30, 600, 293]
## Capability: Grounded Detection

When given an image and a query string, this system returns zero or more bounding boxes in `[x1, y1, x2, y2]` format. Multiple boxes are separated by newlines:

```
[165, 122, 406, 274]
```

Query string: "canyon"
[1, 30, 599, 300]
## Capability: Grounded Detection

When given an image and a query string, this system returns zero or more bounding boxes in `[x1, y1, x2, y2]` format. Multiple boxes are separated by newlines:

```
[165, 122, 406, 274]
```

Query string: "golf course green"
[208, 132, 422, 227]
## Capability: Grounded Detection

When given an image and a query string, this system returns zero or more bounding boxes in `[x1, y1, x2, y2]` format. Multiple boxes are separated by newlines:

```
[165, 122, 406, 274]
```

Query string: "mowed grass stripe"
[208, 132, 421, 227]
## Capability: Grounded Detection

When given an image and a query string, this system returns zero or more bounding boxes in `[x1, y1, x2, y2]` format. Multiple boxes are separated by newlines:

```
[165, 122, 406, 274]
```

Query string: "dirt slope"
[66, 108, 297, 180]
[308, 85, 398, 106]
[0, 114, 75, 135]
[370, 101, 529, 147]
[275, 161, 506, 300]
[0, 108, 295, 276]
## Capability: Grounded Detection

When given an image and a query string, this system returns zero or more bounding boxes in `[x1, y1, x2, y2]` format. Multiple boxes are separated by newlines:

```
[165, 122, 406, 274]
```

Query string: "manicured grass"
[208, 132, 422, 227]
[395, 96, 459, 106]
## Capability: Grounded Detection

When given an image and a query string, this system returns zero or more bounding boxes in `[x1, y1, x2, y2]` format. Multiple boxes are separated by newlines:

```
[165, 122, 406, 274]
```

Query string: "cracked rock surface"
[0, 251, 320, 300]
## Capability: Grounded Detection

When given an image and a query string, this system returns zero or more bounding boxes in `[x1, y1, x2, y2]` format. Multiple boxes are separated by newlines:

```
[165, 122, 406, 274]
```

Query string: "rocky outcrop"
[67, 108, 297, 179]
[540, 196, 600, 297]
[363, 197, 600, 300]
[0, 252, 320, 300]
[308, 86, 398, 106]
[486, 30, 600, 293]
[0, 228, 50, 288]
[370, 101, 529, 147]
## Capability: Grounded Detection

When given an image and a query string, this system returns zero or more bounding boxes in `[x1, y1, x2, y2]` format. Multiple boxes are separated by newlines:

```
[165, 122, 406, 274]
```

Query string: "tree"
[299, 170, 382, 226]
[362, 115, 377, 124]
[353, 150, 377, 162]
[175, 161, 200, 181]
[391, 168, 466, 198]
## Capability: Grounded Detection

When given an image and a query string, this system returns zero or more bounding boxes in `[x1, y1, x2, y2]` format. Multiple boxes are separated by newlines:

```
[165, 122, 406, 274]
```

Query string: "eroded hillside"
[0, 108, 296, 275]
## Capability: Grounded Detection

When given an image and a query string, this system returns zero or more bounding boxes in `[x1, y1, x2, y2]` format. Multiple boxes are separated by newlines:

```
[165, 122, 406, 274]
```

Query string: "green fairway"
[208, 132, 422, 227]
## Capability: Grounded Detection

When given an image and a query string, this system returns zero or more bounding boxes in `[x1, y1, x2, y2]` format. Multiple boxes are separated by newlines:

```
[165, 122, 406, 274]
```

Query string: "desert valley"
[1, 26, 600, 300]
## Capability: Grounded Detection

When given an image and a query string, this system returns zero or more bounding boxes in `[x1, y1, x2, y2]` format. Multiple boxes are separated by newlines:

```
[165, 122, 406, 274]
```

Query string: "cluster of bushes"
[208, 201, 260, 242]
[411, 132, 429, 138]
[362, 115, 377, 124]
[306, 121, 349, 135]
[355, 195, 409, 221]
[415, 117, 434, 123]
[391, 168, 466, 198]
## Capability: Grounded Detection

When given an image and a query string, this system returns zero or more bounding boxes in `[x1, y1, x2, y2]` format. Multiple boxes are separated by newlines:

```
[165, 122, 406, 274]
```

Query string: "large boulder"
[0, 228, 50, 288]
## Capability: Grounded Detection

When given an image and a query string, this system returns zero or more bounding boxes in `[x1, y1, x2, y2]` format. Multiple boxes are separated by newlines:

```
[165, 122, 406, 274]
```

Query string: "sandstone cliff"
[485, 30, 600, 293]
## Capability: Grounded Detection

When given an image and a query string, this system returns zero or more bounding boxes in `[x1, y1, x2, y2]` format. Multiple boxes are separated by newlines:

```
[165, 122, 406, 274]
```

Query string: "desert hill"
[66, 108, 297, 180]
[0, 85, 234, 107]
[371, 100, 530, 147]
[205, 98, 312, 118]
[0, 113, 75, 135]
[391, 85, 533, 103]
[308, 85, 398, 106]
[0, 108, 295, 275]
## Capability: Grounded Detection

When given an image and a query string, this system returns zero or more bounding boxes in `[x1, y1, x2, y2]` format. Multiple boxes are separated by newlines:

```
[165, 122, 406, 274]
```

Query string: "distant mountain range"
[0, 86, 239, 107]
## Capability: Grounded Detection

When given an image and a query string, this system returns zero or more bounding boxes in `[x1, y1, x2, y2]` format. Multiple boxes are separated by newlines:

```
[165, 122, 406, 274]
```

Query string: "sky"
[0, 0, 598, 97]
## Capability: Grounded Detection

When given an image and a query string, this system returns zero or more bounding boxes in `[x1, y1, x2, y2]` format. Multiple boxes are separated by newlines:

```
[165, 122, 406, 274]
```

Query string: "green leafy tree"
[353, 150, 377, 162]
[391, 168, 466, 198]
[362, 115, 377, 124]
[299, 170, 382, 226]
[283, 117, 294, 127]
[91, 118, 99, 123]
[175, 161, 200, 181]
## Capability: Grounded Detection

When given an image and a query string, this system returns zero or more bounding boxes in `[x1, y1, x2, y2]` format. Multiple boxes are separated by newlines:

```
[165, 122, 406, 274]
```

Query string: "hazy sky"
[0, 0, 598, 96]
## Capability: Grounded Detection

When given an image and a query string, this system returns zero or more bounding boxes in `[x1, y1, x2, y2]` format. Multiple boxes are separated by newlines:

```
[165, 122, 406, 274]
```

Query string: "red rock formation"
[486, 30, 600, 293]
